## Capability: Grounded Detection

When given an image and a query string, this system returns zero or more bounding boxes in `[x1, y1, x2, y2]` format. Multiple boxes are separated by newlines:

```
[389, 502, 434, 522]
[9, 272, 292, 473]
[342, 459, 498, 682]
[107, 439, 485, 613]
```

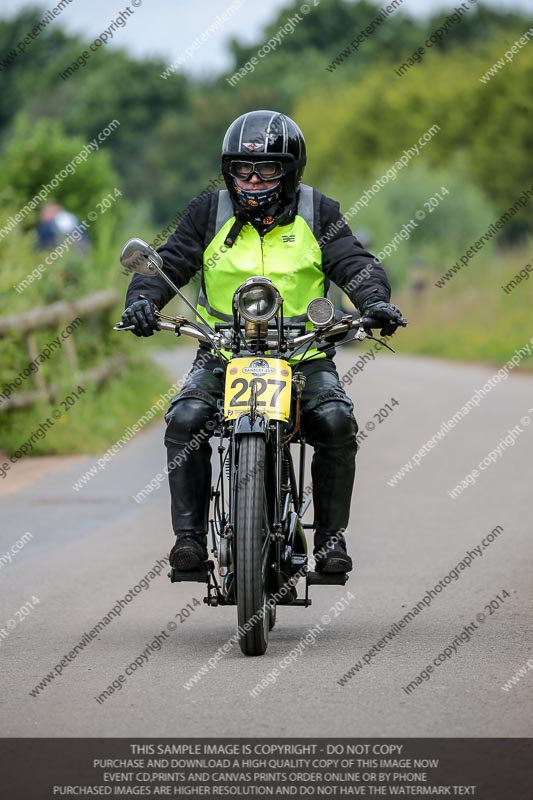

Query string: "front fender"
[234, 412, 269, 437]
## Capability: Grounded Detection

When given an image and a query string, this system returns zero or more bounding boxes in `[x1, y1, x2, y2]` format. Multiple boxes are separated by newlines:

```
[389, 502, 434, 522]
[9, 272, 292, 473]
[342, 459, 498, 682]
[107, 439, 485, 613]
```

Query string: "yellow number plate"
[224, 358, 292, 422]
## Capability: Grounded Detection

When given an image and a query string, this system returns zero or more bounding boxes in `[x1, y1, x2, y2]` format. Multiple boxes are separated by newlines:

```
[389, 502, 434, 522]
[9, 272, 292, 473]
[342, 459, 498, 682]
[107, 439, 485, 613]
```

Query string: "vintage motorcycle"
[117, 238, 405, 656]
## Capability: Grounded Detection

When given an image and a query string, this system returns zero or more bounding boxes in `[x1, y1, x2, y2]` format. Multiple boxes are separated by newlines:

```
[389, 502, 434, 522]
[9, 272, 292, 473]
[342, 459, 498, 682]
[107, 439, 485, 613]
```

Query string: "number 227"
[229, 378, 286, 408]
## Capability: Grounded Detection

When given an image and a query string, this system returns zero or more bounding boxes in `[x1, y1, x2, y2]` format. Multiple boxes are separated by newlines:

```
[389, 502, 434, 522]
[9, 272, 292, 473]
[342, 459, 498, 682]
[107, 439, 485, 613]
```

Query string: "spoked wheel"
[235, 435, 271, 656]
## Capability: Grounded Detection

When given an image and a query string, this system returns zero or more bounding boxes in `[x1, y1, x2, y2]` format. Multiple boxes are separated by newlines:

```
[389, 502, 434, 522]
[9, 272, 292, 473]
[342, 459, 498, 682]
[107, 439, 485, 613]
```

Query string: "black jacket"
[125, 187, 391, 312]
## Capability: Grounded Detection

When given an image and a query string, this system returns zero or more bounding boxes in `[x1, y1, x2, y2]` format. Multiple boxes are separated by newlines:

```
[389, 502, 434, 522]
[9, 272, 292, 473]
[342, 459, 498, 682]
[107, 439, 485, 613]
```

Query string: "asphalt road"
[1, 344, 531, 737]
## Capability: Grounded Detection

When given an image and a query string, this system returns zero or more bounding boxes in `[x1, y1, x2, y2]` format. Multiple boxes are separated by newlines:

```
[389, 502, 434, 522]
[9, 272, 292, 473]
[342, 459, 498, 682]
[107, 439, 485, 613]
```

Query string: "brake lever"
[365, 331, 396, 353]
[113, 314, 188, 333]
[358, 315, 408, 354]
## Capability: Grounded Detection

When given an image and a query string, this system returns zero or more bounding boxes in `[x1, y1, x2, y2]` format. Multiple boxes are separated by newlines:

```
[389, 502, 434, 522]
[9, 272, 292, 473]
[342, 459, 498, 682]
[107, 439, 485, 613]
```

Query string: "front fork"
[272, 371, 309, 597]
[206, 374, 309, 603]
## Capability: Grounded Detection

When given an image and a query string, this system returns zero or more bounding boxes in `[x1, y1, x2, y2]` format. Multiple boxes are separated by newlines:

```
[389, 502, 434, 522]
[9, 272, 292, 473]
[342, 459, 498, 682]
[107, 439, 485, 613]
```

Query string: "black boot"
[302, 388, 357, 576]
[313, 530, 353, 574]
[169, 534, 208, 571]
[164, 397, 215, 571]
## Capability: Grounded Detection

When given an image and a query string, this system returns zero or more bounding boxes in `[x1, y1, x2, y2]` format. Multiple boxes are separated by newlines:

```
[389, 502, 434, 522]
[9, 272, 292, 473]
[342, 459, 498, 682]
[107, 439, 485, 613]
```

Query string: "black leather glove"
[122, 297, 159, 337]
[362, 301, 405, 337]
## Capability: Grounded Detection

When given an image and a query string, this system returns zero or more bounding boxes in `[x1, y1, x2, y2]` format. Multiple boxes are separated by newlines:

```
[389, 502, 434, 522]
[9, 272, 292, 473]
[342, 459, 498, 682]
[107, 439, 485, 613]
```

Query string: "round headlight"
[236, 278, 281, 323]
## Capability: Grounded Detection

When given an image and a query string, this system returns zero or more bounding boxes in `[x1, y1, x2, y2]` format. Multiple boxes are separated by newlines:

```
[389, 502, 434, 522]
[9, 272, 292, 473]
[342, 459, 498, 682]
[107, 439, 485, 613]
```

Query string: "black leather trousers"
[164, 352, 358, 542]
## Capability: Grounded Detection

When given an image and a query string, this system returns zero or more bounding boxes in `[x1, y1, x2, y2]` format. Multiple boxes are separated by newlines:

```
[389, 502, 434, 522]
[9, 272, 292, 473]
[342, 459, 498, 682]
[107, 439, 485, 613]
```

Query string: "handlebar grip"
[360, 315, 408, 330]
[360, 315, 383, 330]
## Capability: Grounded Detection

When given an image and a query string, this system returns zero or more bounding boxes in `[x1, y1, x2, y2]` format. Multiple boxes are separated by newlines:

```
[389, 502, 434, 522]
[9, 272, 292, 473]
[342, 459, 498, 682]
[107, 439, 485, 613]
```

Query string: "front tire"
[235, 435, 270, 656]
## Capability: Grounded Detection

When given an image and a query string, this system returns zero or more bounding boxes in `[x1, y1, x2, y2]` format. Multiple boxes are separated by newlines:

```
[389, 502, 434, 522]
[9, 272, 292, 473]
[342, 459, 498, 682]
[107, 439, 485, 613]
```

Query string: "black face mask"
[223, 182, 298, 247]
[233, 180, 282, 214]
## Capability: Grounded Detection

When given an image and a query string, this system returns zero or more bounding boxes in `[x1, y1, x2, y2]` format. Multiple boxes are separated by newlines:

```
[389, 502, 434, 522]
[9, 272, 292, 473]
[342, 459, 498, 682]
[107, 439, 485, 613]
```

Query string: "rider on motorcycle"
[123, 110, 403, 575]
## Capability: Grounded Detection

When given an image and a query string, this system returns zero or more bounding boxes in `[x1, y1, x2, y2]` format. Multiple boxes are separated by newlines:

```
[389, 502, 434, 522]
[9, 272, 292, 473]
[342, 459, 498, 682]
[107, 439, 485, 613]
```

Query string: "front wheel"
[235, 434, 270, 656]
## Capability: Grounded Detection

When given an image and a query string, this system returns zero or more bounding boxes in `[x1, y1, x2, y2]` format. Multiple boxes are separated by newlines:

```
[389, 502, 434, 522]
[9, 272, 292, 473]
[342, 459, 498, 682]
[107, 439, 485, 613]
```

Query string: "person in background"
[37, 201, 89, 252]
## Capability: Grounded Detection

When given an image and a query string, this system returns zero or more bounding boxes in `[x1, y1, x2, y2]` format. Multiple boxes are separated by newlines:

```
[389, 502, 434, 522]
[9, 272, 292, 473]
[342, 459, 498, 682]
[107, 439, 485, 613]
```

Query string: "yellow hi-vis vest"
[196, 184, 326, 363]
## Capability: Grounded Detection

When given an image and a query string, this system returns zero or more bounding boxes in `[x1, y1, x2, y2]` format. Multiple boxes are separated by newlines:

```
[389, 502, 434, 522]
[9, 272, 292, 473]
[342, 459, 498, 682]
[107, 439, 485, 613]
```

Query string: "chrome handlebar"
[114, 313, 385, 348]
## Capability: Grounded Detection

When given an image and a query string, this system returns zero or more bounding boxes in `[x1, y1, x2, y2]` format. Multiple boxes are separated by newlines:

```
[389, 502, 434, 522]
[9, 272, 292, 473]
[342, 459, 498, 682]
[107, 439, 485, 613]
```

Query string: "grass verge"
[0, 356, 172, 456]
[393, 244, 533, 369]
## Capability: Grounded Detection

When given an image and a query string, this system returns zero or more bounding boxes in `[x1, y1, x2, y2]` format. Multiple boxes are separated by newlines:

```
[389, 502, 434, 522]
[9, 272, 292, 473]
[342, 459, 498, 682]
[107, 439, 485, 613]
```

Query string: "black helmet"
[221, 110, 307, 218]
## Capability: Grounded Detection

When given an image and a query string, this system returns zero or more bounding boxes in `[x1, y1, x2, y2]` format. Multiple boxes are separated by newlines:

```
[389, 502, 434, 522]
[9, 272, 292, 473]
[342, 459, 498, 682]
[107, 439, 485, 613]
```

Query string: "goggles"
[229, 160, 284, 181]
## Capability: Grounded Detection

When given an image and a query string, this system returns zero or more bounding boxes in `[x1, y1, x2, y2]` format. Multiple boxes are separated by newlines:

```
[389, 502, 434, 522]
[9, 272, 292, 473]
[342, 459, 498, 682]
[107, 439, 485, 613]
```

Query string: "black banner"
[1, 738, 531, 798]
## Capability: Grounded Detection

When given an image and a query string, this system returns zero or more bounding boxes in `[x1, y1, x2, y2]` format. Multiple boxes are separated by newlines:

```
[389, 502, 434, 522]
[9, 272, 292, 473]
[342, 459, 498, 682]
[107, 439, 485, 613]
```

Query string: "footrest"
[307, 571, 349, 586]
[168, 560, 212, 584]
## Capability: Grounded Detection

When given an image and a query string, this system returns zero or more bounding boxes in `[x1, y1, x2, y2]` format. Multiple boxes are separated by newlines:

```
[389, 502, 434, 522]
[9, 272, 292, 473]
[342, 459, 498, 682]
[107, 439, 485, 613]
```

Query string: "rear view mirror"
[119, 236, 217, 336]
[120, 238, 163, 276]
